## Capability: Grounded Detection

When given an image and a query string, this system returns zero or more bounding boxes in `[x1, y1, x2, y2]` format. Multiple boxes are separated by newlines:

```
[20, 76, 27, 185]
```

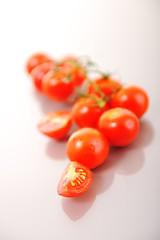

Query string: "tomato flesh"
[98, 107, 139, 146]
[37, 111, 72, 139]
[66, 127, 110, 169]
[57, 162, 93, 197]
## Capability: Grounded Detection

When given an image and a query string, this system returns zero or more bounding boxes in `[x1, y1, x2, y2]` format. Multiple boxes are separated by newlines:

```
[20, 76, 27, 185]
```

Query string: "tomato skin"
[30, 61, 55, 92]
[42, 69, 75, 102]
[60, 57, 86, 86]
[66, 128, 110, 169]
[70, 67, 86, 86]
[72, 97, 109, 128]
[87, 77, 121, 97]
[57, 162, 93, 198]
[98, 107, 139, 147]
[110, 85, 149, 118]
[37, 111, 72, 139]
[26, 53, 51, 74]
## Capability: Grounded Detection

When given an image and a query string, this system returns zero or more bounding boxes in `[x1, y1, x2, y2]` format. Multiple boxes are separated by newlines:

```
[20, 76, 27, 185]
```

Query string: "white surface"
[0, 0, 160, 240]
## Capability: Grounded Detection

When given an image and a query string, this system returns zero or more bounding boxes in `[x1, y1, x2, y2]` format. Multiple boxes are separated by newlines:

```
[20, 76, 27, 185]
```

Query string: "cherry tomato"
[26, 53, 51, 74]
[87, 77, 121, 97]
[66, 128, 110, 169]
[57, 162, 93, 197]
[72, 96, 109, 128]
[60, 57, 86, 86]
[42, 68, 75, 101]
[30, 61, 55, 92]
[37, 111, 72, 139]
[98, 107, 139, 146]
[110, 85, 149, 118]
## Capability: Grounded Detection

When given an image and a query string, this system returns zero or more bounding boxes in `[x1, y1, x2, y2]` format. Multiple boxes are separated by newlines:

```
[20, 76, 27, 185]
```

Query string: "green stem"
[63, 71, 72, 83]
[89, 94, 106, 110]
[75, 88, 88, 98]
[87, 78, 105, 98]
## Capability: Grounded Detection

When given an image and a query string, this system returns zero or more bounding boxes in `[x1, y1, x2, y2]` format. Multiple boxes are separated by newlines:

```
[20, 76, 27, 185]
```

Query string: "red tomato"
[70, 67, 86, 86]
[57, 162, 93, 197]
[37, 111, 72, 139]
[26, 53, 51, 74]
[98, 107, 139, 147]
[87, 77, 121, 97]
[42, 68, 75, 101]
[72, 97, 109, 128]
[110, 85, 149, 118]
[66, 128, 110, 169]
[30, 61, 55, 92]
[60, 57, 86, 86]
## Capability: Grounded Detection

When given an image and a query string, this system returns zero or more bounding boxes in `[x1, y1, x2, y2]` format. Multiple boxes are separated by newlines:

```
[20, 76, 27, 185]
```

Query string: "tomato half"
[87, 77, 121, 97]
[26, 53, 51, 74]
[42, 69, 75, 101]
[66, 128, 110, 169]
[110, 85, 149, 118]
[30, 61, 55, 92]
[72, 97, 109, 128]
[57, 162, 93, 197]
[98, 107, 139, 147]
[37, 111, 72, 139]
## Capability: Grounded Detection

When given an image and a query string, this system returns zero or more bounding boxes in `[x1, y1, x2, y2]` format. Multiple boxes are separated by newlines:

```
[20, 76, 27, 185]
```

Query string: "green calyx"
[52, 66, 59, 74]
[75, 88, 88, 98]
[102, 73, 110, 79]
[69, 59, 87, 76]
[87, 78, 107, 100]
[89, 94, 106, 110]
[63, 72, 72, 83]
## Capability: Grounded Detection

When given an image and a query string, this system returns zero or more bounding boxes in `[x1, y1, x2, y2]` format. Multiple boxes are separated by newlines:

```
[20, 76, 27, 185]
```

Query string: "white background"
[0, 0, 160, 239]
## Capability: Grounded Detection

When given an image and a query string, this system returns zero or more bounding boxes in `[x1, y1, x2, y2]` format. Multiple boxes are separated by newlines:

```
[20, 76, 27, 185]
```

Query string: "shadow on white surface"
[46, 140, 68, 161]
[61, 187, 96, 221]
[61, 119, 154, 221]
[92, 145, 145, 195]
[32, 89, 73, 114]
[45, 122, 79, 160]
[133, 119, 154, 148]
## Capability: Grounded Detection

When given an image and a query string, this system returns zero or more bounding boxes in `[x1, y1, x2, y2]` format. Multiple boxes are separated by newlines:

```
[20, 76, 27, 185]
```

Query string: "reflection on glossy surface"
[32, 89, 73, 114]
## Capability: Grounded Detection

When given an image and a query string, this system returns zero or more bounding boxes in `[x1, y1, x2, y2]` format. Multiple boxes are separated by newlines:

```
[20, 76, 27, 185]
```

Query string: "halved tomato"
[37, 111, 72, 139]
[57, 162, 93, 197]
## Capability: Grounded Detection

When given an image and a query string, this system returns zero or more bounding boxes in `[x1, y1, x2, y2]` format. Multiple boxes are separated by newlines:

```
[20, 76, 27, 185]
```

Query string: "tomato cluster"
[26, 53, 149, 198]
[26, 53, 86, 99]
